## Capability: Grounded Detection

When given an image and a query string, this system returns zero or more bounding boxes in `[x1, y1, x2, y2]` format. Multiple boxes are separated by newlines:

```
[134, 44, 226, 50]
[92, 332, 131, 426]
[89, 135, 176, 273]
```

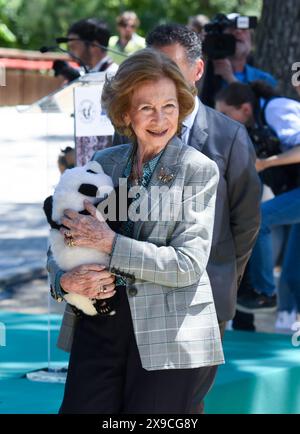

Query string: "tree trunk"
[255, 0, 300, 98]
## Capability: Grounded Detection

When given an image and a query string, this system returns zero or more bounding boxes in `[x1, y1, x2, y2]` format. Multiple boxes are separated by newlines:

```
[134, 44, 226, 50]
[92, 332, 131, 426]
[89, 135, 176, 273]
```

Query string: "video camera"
[248, 125, 281, 159]
[203, 13, 257, 60]
[248, 125, 300, 196]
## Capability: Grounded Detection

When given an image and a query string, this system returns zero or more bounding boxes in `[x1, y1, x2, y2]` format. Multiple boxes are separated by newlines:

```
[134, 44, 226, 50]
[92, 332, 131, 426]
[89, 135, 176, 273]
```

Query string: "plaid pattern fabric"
[121, 146, 163, 236]
[49, 136, 225, 370]
[116, 148, 163, 287]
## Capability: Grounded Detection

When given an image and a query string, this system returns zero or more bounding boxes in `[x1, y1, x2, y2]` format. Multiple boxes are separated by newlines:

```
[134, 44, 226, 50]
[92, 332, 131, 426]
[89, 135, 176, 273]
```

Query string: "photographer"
[216, 81, 300, 328]
[216, 81, 300, 158]
[201, 13, 276, 107]
[53, 18, 118, 83]
[187, 14, 209, 41]
[216, 80, 300, 195]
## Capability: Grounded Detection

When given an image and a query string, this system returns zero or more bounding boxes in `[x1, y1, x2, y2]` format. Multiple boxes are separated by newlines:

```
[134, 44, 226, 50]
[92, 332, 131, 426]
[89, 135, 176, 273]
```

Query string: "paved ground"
[0, 106, 73, 286]
[0, 276, 65, 315]
[0, 106, 72, 315]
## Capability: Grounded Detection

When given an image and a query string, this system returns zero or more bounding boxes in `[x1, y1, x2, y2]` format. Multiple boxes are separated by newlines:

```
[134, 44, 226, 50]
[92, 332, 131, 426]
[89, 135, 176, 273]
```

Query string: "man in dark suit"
[143, 24, 261, 408]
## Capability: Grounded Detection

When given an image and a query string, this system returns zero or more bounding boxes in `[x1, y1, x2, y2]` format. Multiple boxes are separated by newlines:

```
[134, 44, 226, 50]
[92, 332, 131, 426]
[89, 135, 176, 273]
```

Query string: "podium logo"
[79, 99, 96, 123]
[291, 62, 300, 87]
[0, 322, 6, 347]
[0, 63, 6, 87]
[291, 322, 300, 347]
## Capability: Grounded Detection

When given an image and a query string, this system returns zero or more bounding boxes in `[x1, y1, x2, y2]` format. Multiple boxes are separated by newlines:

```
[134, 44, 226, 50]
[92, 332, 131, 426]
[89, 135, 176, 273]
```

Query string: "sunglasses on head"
[118, 22, 136, 28]
[56, 37, 82, 44]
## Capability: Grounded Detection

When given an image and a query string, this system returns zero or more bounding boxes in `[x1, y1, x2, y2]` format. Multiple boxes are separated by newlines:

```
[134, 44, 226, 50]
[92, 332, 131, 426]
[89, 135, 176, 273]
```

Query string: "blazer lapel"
[108, 144, 133, 187]
[188, 99, 208, 152]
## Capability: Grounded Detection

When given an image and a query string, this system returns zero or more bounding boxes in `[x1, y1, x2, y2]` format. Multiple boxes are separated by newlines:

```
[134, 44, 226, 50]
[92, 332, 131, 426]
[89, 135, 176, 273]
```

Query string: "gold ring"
[70, 238, 76, 247]
[67, 237, 76, 247]
[96, 289, 103, 297]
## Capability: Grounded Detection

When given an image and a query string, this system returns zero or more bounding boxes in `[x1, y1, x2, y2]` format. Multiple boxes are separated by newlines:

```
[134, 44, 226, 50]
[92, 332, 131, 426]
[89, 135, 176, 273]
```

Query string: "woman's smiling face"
[124, 77, 179, 149]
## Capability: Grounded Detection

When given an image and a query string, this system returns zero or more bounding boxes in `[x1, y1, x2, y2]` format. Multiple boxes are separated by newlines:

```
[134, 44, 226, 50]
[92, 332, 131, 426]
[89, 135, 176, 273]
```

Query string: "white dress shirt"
[265, 97, 300, 150]
[89, 56, 118, 74]
[181, 97, 199, 145]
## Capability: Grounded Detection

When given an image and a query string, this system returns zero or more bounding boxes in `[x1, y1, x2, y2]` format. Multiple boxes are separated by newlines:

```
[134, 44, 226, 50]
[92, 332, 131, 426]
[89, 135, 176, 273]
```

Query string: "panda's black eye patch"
[86, 169, 97, 174]
[78, 183, 98, 197]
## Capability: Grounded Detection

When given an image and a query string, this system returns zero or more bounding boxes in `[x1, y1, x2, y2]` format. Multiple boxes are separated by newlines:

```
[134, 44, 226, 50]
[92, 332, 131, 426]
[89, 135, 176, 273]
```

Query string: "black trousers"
[189, 319, 226, 414]
[59, 286, 218, 414]
[232, 264, 255, 331]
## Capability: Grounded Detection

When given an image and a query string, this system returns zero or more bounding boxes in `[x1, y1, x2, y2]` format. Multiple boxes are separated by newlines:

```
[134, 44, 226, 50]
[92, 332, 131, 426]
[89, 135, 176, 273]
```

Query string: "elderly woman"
[47, 48, 223, 414]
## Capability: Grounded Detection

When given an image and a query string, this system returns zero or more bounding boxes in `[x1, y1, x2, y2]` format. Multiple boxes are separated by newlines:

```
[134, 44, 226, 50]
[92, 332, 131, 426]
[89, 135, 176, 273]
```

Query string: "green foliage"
[0, 0, 262, 50]
[0, 0, 18, 45]
[0, 22, 17, 43]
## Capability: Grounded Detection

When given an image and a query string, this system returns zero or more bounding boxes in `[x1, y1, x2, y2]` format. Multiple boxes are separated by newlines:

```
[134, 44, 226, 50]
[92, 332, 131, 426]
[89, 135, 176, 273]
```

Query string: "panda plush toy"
[44, 160, 118, 317]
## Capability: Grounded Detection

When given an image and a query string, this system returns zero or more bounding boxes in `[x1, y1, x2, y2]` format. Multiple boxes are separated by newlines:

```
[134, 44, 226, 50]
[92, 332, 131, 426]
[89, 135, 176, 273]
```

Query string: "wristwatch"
[50, 270, 68, 303]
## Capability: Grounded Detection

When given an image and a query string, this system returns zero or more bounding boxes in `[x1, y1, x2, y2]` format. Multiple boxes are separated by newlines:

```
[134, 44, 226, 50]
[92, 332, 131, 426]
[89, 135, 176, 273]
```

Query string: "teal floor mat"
[1, 311, 299, 414]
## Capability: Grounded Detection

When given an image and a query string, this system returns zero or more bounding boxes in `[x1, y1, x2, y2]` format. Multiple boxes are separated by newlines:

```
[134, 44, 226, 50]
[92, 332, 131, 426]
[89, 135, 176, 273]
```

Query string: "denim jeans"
[272, 226, 297, 311]
[249, 187, 300, 312]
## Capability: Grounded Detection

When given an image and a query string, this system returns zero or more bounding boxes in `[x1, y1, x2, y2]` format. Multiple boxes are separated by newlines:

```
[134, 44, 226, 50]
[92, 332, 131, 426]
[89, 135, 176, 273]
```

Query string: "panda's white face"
[52, 161, 114, 223]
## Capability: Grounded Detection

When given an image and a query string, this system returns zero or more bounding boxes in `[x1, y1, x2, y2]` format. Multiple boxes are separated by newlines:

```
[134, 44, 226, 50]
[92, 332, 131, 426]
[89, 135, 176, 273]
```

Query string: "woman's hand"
[60, 200, 116, 254]
[60, 263, 116, 299]
[255, 156, 276, 172]
[256, 147, 300, 172]
[212, 59, 237, 84]
[255, 158, 268, 172]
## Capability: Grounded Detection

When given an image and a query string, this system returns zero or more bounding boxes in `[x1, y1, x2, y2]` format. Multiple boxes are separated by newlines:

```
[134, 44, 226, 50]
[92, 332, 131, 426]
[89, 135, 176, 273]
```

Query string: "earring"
[123, 125, 133, 137]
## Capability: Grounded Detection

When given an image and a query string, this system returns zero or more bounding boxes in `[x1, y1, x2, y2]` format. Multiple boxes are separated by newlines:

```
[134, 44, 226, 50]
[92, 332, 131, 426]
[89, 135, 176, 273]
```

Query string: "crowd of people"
[45, 10, 300, 414]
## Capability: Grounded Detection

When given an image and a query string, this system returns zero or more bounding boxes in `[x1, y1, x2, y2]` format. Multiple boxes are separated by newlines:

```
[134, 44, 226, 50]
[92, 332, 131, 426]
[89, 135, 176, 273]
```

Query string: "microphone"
[39, 45, 89, 73]
[40, 45, 58, 53]
[55, 37, 72, 44]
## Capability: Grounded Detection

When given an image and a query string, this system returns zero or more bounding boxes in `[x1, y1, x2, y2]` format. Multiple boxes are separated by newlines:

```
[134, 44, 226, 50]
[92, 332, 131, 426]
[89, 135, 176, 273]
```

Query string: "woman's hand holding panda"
[60, 263, 116, 299]
[60, 200, 116, 254]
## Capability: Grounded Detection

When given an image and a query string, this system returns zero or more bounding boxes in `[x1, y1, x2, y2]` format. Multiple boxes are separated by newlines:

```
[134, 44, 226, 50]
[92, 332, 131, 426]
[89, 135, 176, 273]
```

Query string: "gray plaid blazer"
[47, 136, 224, 371]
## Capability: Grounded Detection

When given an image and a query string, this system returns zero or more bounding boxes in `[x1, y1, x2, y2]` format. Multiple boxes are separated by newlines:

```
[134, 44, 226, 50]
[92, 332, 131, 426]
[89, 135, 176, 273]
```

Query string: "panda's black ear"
[78, 183, 98, 197]
[43, 195, 60, 229]
[43, 195, 53, 225]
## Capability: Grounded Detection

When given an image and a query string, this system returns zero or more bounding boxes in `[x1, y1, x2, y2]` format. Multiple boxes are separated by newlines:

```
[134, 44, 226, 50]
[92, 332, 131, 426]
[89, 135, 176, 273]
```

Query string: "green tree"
[0, 0, 17, 46]
[0, 0, 262, 50]
[255, 0, 300, 98]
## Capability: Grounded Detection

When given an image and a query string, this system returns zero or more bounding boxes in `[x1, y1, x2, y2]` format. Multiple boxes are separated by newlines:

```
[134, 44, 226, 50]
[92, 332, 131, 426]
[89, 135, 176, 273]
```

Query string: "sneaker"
[275, 310, 297, 330]
[232, 310, 256, 331]
[236, 291, 277, 314]
[225, 320, 233, 331]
